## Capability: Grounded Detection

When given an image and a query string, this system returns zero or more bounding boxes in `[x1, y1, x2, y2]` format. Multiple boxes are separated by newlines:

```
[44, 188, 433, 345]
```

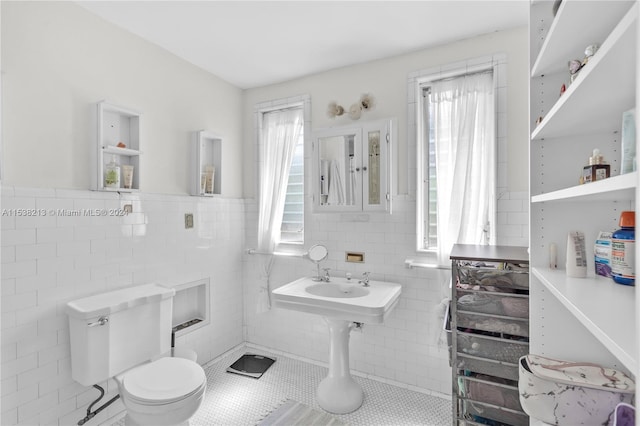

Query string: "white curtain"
[429, 72, 496, 266]
[326, 160, 345, 205]
[256, 107, 304, 313]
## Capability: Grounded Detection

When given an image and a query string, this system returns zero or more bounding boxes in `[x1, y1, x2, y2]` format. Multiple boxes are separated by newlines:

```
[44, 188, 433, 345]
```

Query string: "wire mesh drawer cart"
[450, 244, 530, 426]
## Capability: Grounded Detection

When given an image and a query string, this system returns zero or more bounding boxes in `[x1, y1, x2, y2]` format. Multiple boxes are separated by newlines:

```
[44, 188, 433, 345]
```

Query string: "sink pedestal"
[316, 318, 363, 414]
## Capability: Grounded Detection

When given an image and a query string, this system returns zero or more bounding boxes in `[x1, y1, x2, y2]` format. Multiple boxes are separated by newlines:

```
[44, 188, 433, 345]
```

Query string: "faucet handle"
[322, 268, 331, 282]
[359, 271, 371, 286]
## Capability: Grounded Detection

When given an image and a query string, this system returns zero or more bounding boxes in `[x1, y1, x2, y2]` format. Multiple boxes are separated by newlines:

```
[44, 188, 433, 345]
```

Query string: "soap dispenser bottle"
[582, 149, 610, 183]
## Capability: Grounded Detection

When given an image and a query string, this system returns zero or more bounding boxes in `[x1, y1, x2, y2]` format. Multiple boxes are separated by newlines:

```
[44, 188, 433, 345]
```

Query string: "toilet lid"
[123, 357, 206, 404]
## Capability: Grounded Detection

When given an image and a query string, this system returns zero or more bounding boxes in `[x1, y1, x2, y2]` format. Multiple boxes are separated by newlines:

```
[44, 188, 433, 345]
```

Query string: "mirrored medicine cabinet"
[312, 118, 395, 212]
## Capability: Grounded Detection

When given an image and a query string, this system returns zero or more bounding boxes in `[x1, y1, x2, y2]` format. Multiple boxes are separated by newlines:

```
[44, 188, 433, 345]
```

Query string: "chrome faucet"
[359, 272, 371, 287]
[322, 268, 331, 282]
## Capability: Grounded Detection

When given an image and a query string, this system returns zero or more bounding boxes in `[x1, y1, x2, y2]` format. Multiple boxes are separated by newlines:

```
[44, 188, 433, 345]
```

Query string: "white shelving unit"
[94, 101, 142, 192]
[529, 0, 638, 382]
[191, 130, 222, 196]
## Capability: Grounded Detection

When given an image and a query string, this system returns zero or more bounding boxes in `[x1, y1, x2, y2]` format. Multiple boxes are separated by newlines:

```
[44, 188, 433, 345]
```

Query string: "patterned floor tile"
[111, 347, 452, 426]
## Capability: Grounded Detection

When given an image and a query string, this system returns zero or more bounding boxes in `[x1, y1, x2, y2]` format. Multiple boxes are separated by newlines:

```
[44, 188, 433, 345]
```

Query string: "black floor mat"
[226, 353, 276, 379]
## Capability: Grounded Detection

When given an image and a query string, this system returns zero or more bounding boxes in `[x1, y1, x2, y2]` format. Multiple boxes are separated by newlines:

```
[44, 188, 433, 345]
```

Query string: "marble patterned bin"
[518, 354, 635, 425]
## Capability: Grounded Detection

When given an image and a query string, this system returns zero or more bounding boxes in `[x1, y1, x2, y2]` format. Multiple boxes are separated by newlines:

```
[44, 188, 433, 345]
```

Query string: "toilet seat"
[122, 357, 206, 405]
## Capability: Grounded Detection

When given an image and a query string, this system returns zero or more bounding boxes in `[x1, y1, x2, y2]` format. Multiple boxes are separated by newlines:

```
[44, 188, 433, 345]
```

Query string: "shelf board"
[100, 187, 139, 193]
[103, 145, 142, 156]
[532, 267, 637, 372]
[531, 3, 637, 140]
[531, 172, 636, 203]
[531, 0, 633, 77]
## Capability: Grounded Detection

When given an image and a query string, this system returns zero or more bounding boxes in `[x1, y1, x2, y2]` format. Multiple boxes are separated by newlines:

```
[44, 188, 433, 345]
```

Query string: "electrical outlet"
[184, 213, 194, 229]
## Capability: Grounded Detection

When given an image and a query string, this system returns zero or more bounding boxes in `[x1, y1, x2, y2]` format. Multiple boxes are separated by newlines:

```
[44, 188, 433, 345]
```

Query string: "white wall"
[2, 1, 244, 197]
[1, 2, 245, 425]
[242, 26, 530, 197]
[242, 26, 529, 397]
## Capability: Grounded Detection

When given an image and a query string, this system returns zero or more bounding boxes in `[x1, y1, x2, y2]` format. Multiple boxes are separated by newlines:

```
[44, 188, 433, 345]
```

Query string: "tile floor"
[113, 346, 452, 426]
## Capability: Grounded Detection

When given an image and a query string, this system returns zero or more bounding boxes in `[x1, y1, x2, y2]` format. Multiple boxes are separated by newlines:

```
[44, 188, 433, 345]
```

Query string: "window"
[256, 98, 308, 251]
[280, 132, 304, 243]
[416, 67, 497, 265]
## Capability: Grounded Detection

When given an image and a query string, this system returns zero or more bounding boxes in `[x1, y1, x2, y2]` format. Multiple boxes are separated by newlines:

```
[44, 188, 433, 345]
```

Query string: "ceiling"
[77, 1, 529, 89]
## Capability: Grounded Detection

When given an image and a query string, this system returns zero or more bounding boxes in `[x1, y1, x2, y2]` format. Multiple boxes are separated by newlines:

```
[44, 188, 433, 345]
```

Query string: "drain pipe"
[77, 384, 120, 425]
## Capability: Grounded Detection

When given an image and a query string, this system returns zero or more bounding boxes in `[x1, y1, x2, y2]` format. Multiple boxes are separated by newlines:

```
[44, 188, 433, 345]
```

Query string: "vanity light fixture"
[327, 93, 375, 120]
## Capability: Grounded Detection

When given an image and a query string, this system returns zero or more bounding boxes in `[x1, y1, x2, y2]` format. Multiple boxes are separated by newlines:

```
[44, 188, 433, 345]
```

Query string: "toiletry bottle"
[104, 155, 120, 189]
[594, 231, 613, 277]
[582, 149, 610, 183]
[611, 211, 635, 286]
[566, 231, 587, 278]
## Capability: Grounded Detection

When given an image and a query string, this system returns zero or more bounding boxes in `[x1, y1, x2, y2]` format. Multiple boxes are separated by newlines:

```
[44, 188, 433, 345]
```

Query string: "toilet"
[66, 284, 207, 426]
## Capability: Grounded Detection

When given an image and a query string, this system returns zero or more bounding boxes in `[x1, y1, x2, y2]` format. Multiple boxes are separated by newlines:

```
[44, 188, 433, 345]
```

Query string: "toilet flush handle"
[87, 316, 109, 327]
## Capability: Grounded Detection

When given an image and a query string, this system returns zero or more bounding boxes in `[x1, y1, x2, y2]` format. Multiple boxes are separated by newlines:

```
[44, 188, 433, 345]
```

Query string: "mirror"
[306, 244, 328, 281]
[307, 244, 328, 263]
[313, 118, 393, 213]
[318, 133, 358, 207]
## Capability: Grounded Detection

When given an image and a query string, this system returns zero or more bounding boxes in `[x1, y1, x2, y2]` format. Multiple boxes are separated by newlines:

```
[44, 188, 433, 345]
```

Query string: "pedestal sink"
[272, 276, 401, 414]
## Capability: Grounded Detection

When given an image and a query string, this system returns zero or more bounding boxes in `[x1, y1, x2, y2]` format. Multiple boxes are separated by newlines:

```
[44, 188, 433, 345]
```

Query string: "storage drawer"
[459, 399, 528, 426]
[456, 354, 519, 381]
[456, 331, 528, 364]
[457, 310, 529, 337]
[457, 374, 522, 412]
[456, 290, 529, 319]
[456, 262, 529, 290]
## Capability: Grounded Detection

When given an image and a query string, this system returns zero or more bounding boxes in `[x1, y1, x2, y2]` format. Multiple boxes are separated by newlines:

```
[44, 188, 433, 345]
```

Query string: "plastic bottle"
[611, 211, 635, 286]
[104, 156, 120, 189]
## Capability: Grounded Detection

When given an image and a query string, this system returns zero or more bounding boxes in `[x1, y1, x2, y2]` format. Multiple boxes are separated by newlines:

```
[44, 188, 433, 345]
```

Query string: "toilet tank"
[66, 284, 175, 386]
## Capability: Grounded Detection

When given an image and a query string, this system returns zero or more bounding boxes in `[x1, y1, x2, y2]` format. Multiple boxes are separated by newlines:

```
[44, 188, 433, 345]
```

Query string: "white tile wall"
[243, 193, 529, 398]
[1, 186, 245, 425]
[0, 184, 528, 425]
[496, 191, 530, 247]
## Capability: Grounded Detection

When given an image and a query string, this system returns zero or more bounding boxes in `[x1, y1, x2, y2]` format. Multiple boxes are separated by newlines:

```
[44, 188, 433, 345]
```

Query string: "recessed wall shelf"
[171, 278, 210, 338]
[191, 130, 222, 196]
[94, 101, 142, 192]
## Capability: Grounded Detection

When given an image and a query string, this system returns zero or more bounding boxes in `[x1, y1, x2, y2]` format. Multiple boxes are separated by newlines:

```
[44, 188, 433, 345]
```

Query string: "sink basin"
[305, 283, 370, 298]
[272, 276, 401, 324]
